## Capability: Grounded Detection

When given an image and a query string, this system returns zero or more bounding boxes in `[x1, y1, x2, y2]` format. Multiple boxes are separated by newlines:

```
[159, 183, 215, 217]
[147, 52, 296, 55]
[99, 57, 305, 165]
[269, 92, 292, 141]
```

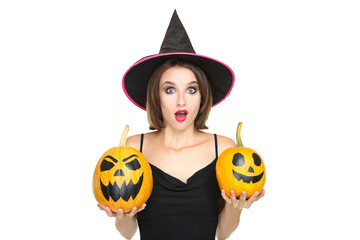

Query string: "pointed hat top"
[159, 10, 195, 54]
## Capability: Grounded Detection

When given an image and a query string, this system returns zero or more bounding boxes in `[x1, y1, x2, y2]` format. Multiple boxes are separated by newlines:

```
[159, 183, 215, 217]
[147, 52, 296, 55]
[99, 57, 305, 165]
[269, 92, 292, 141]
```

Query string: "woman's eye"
[187, 87, 196, 94]
[166, 87, 175, 94]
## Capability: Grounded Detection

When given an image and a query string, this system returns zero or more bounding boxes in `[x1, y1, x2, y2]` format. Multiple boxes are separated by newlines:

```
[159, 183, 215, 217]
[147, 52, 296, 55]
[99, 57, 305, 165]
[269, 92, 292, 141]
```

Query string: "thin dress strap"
[214, 134, 218, 158]
[140, 134, 144, 153]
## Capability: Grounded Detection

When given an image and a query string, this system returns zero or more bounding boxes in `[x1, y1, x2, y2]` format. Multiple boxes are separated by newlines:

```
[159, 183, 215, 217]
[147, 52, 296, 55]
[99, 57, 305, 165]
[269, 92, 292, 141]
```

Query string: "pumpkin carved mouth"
[232, 170, 264, 184]
[100, 173, 144, 202]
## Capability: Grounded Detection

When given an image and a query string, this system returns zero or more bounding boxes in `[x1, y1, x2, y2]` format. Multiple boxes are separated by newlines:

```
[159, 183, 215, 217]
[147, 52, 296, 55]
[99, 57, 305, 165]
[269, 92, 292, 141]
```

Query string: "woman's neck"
[157, 126, 200, 150]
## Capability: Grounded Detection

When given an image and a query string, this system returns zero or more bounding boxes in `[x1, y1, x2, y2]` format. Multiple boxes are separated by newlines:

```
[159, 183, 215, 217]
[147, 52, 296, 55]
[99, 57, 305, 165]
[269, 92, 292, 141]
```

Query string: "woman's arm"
[97, 134, 146, 239]
[215, 134, 265, 239]
[216, 190, 265, 240]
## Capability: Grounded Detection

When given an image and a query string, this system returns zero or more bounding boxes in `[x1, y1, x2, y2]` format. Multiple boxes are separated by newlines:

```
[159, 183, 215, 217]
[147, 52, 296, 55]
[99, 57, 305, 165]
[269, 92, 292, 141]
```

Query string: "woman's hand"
[98, 204, 146, 239]
[221, 189, 265, 210]
[97, 204, 147, 220]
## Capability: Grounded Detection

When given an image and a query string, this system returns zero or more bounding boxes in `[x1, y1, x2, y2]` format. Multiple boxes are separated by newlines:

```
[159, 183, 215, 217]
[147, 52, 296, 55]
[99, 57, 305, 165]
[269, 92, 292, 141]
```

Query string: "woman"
[98, 11, 265, 239]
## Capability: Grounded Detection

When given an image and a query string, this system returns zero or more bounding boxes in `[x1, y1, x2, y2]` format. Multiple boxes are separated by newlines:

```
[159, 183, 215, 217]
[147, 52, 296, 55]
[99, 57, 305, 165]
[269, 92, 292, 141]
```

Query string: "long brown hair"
[146, 58, 212, 130]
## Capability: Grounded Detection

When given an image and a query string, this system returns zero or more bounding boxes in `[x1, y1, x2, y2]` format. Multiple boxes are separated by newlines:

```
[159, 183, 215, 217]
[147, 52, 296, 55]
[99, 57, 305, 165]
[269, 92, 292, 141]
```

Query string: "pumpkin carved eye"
[100, 155, 142, 173]
[252, 153, 262, 166]
[123, 156, 141, 170]
[100, 155, 119, 171]
[232, 153, 245, 166]
[100, 160, 115, 171]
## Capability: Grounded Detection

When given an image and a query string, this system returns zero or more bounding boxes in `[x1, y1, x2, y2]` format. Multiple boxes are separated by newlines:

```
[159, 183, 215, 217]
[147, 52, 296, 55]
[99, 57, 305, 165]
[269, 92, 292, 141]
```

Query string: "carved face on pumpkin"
[93, 147, 153, 212]
[232, 151, 264, 184]
[216, 147, 265, 198]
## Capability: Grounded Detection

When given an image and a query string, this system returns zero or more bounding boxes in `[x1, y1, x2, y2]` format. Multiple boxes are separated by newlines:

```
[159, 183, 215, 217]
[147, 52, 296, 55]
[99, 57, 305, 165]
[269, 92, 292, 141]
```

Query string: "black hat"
[122, 10, 235, 110]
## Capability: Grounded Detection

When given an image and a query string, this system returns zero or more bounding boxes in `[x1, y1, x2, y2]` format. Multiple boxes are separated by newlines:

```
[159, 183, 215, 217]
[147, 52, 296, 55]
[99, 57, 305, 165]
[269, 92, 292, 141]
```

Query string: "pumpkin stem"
[236, 122, 244, 148]
[119, 124, 129, 147]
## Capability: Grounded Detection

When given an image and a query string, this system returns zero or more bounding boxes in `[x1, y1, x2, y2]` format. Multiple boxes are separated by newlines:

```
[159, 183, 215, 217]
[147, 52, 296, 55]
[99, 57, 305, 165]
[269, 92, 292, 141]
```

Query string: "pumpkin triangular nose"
[247, 166, 254, 173]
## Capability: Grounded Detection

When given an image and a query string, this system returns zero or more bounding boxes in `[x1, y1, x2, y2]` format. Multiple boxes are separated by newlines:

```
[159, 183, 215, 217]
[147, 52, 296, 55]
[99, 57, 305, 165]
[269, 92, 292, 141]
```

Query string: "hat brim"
[122, 52, 235, 110]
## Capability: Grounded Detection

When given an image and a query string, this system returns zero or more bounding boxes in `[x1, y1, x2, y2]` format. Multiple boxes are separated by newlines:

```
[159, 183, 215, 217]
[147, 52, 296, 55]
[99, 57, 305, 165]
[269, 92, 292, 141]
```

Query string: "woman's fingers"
[258, 189, 265, 199]
[244, 191, 260, 208]
[221, 189, 265, 209]
[115, 208, 125, 219]
[126, 207, 138, 217]
[125, 204, 147, 217]
[222, 190, 246, 209]
[230, 190, 237, 203]
[137, 203, 147, 212]
[229, 190, 239, 208]
[104, 206, 115, 217]
[98, 203, 147, 219]
[221, 190, 231, 205]
[236, 191, 246, 209]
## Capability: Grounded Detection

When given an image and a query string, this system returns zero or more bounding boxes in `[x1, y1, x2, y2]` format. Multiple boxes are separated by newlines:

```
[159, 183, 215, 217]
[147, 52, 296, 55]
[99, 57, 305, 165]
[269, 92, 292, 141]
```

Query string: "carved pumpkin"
[93, 125, 153, 212]
[216, 122, 265, 198]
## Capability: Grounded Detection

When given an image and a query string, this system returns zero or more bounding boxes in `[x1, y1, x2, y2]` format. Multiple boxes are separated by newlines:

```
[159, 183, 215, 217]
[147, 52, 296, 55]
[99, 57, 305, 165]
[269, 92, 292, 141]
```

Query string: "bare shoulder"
[125, 134, 142, 151]
[126, 132, 156, 151]
[216, 134, 236, 155]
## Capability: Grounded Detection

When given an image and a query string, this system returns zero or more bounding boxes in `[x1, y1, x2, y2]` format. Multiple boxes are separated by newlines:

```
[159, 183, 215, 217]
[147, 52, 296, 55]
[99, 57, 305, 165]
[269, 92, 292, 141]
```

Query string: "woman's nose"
[176, 93, 186, 107]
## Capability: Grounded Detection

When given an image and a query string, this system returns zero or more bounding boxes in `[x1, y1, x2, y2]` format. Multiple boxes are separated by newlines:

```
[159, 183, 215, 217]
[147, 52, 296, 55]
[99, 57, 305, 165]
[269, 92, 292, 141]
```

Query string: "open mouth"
[175, 110, 188, 122]
[232, 170, 264, 184]
[100, 173, 144, 202]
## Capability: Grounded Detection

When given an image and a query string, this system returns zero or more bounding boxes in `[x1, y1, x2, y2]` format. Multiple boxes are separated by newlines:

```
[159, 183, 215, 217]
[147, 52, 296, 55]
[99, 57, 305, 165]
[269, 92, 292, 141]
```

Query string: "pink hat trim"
[122, 52, 235, 111]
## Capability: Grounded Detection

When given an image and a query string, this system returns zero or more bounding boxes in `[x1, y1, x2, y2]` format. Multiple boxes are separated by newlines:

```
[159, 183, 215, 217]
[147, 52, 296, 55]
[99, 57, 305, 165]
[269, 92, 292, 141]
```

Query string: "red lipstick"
[175, 110, 188, 122]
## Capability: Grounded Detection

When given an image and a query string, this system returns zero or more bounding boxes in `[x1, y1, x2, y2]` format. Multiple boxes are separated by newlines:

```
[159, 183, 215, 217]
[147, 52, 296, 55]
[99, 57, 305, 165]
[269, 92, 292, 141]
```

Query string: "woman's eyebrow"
[187, 81, 198, 85]
[161, 81, 175, 86]
[161, 80, 198, 86]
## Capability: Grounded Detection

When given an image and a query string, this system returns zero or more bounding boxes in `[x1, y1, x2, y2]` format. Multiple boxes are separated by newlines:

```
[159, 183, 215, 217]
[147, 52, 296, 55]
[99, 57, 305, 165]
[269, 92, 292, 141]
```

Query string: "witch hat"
[159, 10, 195, 54]
[122, 10, 234, 110]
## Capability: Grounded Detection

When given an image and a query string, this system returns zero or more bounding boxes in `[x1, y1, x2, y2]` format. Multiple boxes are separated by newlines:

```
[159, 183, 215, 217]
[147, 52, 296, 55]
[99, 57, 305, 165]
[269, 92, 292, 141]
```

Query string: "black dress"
[136, 134, 221, 240]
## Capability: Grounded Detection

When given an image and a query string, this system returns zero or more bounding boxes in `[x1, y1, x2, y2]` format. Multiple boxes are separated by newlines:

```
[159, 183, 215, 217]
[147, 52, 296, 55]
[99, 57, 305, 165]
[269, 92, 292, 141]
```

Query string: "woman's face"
[159, 66, 201, 131]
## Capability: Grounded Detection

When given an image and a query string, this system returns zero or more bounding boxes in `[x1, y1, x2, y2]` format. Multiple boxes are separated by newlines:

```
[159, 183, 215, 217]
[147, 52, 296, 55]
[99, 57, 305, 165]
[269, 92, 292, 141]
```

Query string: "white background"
[1, 0, 359, 239]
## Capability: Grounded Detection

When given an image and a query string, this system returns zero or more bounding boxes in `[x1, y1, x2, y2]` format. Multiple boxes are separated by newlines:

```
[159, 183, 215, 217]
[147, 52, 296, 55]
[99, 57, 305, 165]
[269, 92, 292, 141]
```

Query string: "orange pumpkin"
[93, 125, 153, 212]
[216, 122, 265, 199]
